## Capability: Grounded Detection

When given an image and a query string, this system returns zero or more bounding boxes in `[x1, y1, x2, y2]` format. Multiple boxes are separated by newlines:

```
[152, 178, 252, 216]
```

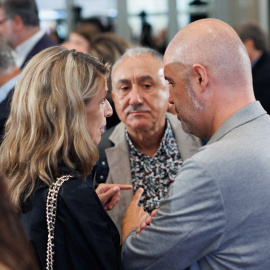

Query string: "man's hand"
[136, 209, 157, 234]
[121, 188, 150, 243]
[96, 183, 132, 211]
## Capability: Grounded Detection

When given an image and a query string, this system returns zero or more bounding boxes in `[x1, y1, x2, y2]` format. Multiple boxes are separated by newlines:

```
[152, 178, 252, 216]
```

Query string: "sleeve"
[54, 176, 121, 270]
[121, 159, 226, 270]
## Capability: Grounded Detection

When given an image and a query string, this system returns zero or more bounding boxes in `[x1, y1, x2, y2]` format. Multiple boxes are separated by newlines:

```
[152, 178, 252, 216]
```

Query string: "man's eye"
[120, 86, 129, 91]
[143, 84, 151, 88]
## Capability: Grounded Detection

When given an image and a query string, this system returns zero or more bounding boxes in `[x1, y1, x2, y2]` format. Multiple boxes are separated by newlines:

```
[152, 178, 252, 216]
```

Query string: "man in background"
[0, 36, 20, 139]
[95, 47, 202, 233]
[235, 22, 270, 114]
[0, 0, 57, 69]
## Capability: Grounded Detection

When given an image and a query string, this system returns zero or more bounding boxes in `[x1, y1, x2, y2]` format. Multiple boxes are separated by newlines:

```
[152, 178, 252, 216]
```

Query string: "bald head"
[164, 19, 256, 138]
[165, 18, 252, 89]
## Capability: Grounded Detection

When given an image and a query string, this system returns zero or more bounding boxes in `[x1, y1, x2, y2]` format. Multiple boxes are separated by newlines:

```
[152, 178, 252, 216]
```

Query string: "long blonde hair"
[0, 46, 110, 211]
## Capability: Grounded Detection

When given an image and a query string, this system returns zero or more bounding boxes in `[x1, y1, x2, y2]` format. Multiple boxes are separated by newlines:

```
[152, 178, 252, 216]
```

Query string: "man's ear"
[192, 64, 208, 93]
[244, 39, 255, 51]
[243, 39, 256, 61]
[12, 15, 24, 31]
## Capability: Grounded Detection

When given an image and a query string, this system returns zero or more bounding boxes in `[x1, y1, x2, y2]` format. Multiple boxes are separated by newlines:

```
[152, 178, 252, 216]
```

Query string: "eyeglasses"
[0, 17, 8, 25]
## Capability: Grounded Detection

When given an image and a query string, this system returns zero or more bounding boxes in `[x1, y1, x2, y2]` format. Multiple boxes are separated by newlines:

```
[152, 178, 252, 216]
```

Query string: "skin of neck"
[126, 122, 166, 157]
[206, 84, 256, 138]
[0, 66, 20, 87]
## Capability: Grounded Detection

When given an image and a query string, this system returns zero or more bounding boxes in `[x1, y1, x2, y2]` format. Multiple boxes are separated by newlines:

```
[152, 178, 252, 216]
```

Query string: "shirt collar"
[0, 74, 20, 103]
[15, 29, 44, 68]
[208, 101, 266, 144]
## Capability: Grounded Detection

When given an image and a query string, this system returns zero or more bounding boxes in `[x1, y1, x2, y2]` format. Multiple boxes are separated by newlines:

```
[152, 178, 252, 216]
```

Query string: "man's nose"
[168, 89, 174, 104]
[129, 86, 143, 105]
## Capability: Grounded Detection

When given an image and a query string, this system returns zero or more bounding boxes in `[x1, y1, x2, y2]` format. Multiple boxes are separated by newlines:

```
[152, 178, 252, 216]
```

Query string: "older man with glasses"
[0, 0, 57, 69]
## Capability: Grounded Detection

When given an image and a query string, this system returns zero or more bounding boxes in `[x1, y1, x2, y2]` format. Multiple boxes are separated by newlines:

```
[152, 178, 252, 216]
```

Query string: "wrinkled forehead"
[112, 55, 164, 81]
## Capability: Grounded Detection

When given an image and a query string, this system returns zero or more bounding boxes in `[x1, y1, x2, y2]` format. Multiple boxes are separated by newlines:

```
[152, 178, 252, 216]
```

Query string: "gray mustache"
[124, 105, 151, 114]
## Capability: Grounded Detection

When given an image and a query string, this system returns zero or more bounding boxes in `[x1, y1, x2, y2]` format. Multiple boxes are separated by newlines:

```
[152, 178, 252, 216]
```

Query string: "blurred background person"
[90, 32, 132, 68]
[139, 11, 153, 48]
[235, 22, 270, 115]
[62, 23, 101, 53]
[90, 32, 132, 129]
[0, 46, 132, 270]
[0, 176, 38, 270]
[0, 0, 57, 69]
[0, 36, 20, 141]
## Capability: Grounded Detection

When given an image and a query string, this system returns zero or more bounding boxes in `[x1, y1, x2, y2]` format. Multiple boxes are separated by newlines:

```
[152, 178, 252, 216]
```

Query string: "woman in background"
[0, 46, 131, 270]
[90, 32, 132, 129]
[62, 23, 100, 53]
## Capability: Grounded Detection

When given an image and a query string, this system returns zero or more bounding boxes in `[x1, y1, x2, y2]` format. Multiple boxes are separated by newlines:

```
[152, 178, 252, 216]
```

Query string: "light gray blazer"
[122, 101, 270, 270]
[104, 113, 202, 233]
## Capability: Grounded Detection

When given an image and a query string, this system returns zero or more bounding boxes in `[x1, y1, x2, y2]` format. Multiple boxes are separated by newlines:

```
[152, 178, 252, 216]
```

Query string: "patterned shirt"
[126, 118, 182, 214]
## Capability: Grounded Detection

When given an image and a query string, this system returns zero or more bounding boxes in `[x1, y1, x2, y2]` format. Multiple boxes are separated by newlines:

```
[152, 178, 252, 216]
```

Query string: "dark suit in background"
[234, 22, 270, 115]
[21, 33, 58, 69]
[251, 51, 270, 115]
[0, 88, 14, 140]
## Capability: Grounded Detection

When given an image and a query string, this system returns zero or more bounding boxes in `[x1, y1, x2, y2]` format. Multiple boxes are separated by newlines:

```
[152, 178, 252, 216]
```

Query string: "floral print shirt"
[126, 118, 182, 214]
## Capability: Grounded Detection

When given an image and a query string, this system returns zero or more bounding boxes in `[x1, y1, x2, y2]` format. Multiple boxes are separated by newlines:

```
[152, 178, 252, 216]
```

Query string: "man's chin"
[180, 120, 193, 135]
[126, 121, 150, 131]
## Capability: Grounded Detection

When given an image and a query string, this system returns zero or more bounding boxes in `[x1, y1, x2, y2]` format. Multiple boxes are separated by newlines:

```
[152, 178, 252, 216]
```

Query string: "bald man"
[121, 19, 270, 270]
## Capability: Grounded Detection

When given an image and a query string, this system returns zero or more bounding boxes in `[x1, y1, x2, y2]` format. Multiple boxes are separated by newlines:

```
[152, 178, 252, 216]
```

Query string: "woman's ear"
[192, 64, 209, 93]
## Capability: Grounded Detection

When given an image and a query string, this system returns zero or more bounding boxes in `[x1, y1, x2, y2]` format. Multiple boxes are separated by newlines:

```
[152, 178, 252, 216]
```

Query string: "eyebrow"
[164, 76, 173, 82]
[116, 75, 155, 87]
[100, 89, 107, 100]
[137, 76, 153, 84]
[117, 79, 129, 84]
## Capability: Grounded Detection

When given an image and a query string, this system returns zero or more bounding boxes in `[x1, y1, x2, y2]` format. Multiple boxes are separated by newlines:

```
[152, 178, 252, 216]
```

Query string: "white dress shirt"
[15, 30, 44, 68]
[0, 74, 20, 104]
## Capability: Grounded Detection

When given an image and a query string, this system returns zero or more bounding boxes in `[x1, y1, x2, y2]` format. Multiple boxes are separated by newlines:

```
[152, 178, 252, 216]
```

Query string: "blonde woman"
[0, 46, 131, 270]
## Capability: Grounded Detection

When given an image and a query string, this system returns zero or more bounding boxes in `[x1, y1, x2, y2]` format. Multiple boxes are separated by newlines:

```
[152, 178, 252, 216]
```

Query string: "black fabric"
[20, 165, 122, 270]
[252, 51, 270, 115]
[95, 127, 115, 187]
[21, 34, 58, 69]
[0, 87, 14, 142]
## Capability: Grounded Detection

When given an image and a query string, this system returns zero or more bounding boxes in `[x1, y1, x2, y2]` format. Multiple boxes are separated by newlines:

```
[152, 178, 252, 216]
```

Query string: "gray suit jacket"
[100, 113, 202, 233]
[122, 102, 270, 270]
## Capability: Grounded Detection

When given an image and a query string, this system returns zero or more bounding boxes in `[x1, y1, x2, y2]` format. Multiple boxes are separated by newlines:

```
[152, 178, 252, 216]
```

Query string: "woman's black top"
[20, 165, 122, 270]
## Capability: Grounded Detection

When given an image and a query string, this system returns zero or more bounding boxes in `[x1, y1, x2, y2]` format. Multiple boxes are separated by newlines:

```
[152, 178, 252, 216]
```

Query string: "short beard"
[179, 75, 204, 135]
[184, 75, 204, 111]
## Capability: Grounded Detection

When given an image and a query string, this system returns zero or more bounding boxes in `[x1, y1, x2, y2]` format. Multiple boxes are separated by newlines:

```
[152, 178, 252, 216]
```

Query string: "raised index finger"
[131, 187, 144, 206]
[116, 184, 133, 190]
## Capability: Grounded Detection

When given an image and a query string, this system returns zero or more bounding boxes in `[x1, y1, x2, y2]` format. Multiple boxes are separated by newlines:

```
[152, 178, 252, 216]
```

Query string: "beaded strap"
[46, 175, 71, 270]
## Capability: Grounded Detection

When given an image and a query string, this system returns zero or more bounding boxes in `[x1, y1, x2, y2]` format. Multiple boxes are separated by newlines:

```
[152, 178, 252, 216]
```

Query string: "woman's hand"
[96, 183, 132, 211]
[136, 209, 157, 234]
